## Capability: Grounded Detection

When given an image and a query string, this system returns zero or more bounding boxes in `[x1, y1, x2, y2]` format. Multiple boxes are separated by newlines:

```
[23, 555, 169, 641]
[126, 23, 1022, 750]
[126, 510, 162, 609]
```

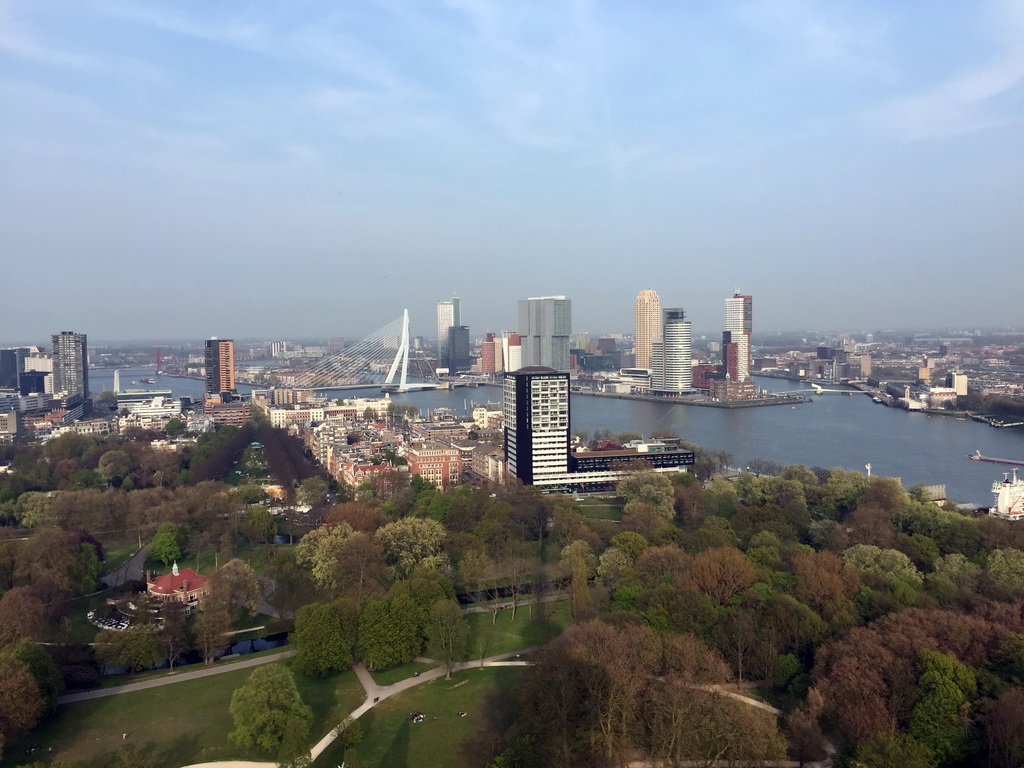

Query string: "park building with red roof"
[146, 562, 209, 615]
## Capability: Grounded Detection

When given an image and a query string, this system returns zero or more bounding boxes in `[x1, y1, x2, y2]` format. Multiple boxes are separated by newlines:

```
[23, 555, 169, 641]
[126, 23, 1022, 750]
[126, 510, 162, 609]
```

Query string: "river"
[89, 370, 1023, 505]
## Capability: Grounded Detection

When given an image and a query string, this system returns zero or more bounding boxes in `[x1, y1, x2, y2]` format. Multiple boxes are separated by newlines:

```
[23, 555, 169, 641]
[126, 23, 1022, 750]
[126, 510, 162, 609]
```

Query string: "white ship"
[989, 469, 1024, 521]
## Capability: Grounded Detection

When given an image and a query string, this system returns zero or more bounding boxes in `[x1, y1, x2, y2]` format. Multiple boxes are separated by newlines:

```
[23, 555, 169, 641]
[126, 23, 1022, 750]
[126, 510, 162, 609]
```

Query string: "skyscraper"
[503, 366, 570, 486]
[445, 326, 471, 372]
[0, 348, 27, 391]
[650, 309, 692, 394]
[634, 289, 661, 371]
[437, 298, 461, 363]
[518, 296, 571, 371]
[204, 338, 235, 396]
[723, 291, 753, 382]
[502, 332, 522, 372]
[51, 332, 89, 398]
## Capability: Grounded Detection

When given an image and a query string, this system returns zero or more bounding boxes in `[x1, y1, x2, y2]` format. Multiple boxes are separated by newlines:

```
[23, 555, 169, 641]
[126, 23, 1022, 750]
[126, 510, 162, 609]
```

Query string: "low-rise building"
[146, 562, 209, 615]
[407, 441, 463, 489]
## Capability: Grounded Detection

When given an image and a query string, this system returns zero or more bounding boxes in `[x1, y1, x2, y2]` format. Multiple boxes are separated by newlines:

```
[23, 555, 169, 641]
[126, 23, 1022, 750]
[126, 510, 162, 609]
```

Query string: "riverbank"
[575, 389, 807, 408]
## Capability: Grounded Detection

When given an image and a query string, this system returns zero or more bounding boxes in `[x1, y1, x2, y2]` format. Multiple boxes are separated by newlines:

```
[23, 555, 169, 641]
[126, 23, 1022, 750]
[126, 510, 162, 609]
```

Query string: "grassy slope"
[462, 599, 571, 660]
[320, 667, 523, 768]
[0, 662, 363, 768]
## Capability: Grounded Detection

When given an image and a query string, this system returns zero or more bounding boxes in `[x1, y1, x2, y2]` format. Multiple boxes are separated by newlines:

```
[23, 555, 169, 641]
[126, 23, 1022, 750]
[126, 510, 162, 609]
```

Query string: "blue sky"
[2, 0, 1023, 344]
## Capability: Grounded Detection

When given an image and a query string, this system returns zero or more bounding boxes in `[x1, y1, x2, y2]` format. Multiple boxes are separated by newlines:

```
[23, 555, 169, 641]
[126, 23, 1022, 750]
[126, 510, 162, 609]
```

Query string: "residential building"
[407, 441, 463, 489]
[518, 296, 572, 371]
[502, 332, 522, 372]
[480, 333, 499, 373]
[51, 331, 88, 398]
[147, 562, 208, 615]
[723, 292, 753, 382]
[437, 298, 461, 363]
[504, 366, 570, 486]
[204, 338, 235, 396]
[650, 309, 693, 394]
[634, 289, 661, 370]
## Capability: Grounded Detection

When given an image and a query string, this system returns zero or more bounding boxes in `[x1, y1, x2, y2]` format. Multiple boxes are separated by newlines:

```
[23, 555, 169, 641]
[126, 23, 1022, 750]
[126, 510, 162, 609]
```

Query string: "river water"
[89, 370, 1024, 505]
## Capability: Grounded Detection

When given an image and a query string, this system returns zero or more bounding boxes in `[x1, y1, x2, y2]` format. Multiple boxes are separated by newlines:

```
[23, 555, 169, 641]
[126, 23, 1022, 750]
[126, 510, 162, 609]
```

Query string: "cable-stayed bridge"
[289, 310, 451, 392]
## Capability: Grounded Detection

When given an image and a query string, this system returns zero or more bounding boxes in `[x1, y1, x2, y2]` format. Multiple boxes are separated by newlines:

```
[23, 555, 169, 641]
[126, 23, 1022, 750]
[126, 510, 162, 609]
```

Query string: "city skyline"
[2, 1, 1023, 341]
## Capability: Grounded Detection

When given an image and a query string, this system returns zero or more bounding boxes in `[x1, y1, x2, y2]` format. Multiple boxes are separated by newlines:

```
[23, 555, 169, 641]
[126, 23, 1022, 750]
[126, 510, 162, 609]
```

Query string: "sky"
[2, 0, 1023, 345]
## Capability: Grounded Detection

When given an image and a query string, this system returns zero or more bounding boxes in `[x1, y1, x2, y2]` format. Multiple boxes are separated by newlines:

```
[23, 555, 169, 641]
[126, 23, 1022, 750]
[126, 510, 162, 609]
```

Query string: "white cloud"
[867, 0, 1024, 139]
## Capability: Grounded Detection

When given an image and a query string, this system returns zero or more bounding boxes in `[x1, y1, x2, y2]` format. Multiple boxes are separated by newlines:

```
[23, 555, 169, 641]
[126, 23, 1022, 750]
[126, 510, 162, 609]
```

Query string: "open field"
[462, 600, 570, 661]
[1, 661, 363, 768]
[319, 667, 523, 768]
[577, 497, 623, 521]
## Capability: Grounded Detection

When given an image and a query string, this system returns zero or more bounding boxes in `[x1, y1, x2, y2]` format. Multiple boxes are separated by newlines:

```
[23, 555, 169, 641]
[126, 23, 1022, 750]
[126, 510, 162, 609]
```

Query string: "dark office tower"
[204, 338, 235, 396]
[0, 348, 26, 390]
[503, 366, 570, 486]
[446, 326, 471, 372]
[51, 332, 89, 398]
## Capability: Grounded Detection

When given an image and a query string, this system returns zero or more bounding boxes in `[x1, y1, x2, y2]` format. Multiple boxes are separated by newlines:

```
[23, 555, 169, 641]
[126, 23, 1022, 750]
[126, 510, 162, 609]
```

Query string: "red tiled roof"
[149, 568, 207, 595]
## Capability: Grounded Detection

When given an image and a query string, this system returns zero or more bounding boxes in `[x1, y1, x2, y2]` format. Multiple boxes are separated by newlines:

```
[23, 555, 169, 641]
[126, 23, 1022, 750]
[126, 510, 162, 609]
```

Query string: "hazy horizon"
[2, 1, 1022, 341]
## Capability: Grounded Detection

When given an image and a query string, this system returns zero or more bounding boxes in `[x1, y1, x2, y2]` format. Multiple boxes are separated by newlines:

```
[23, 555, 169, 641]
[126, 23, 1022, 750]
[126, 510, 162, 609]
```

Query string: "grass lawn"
[319, 667, 523, 768]
[0, 661, 363, 768]
[370, 661, 436, 687]
[578, 497, 623, 521]
[463, 600, 570, 660]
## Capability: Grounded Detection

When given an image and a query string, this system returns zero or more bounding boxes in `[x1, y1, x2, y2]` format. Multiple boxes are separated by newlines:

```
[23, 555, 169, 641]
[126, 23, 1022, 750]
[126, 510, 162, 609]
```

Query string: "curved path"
[58, 651, 295, 704]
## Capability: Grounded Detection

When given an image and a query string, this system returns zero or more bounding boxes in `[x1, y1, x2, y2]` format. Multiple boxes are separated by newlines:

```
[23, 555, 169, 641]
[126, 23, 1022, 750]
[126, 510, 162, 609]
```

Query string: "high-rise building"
[634, 289, 661, 371]
[445, 326, 471, 372]
[723, 291, 753, 382]
[437, 298, 461, 363]
[204, 339, 235, 396]
[650, 309, 692, 394]
[0, 348, 27, 391]
[503, 366, 570, 486]
[480, 333, 499, 373]
[51, 332, 89, 398]
[518, 296, 571, 371]
[502, 332, 522, 372]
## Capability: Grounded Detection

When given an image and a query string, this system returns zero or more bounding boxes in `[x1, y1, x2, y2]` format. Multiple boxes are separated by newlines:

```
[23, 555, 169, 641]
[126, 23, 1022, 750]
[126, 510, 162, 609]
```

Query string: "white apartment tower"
[437, 298, 461, 362]
[503, 366, 570, 486]
[650, 308, 692, 394]
[723, 292, 753, 382]
[634, 289, 661, 370]
[518, 296, 572, 371]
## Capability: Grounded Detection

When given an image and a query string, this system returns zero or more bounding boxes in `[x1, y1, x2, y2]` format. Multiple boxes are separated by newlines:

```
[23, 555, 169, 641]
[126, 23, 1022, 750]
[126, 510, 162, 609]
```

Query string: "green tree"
[842, 544, 922, 588]
[229, 665, 313, 757]
[94, 626, 162, 673]
[296, 477, 329, 507]
[14, 492, 51, 528]
[0, 656, 44, 754]
[855, 732, 935, 768]
[295, 522, 354, 592]
[909, 649, 976, 765]
[427, 599, 468, 679]
[357, 593, 421, 670]
[98, 449, 131, 484]
[617, 472, 675, 518]
[0, 639, 63, 714]
[291, 600, 358, 677]
[165, 417, 184, 436]
[149, 522, 182, 566]
[989, 548, 1024, 593]
[376, 517, 446, 579]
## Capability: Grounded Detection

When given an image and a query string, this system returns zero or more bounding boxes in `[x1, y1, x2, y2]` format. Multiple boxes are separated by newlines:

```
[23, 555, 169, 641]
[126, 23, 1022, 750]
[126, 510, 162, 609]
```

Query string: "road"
[101, 547, 146, 589]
